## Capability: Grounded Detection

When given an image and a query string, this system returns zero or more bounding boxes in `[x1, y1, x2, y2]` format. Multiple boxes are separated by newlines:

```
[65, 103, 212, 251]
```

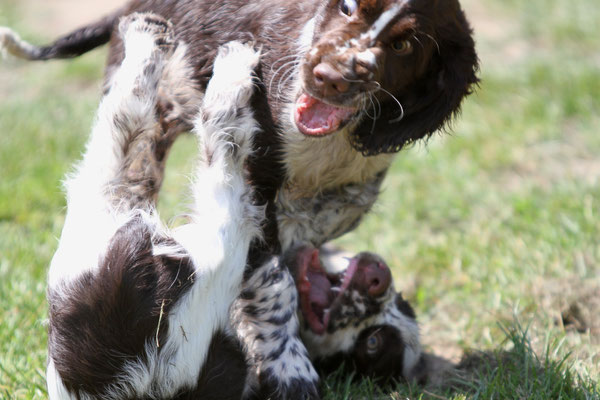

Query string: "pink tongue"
[294, 93, 355, 136]
[307, 269, 332, 307]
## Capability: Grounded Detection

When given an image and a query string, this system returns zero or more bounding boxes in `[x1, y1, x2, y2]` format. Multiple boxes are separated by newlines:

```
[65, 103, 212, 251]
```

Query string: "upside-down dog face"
[294, 0, 479, 155]
[286, 246, 425, 382]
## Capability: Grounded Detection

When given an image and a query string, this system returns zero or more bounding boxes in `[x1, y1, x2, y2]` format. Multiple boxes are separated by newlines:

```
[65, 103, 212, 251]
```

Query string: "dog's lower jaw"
[276, 80, 393, 195]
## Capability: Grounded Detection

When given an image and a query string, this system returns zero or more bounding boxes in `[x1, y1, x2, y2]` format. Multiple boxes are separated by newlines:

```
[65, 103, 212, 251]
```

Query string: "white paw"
[204, 41, 261, 110]
[119, 13, 175, 62]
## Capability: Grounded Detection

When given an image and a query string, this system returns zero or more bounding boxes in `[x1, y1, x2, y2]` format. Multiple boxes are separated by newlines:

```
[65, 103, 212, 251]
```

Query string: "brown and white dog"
[45, 15, 266, 399]
[1, 0, 478, 398]
[234, 244, 422, 399]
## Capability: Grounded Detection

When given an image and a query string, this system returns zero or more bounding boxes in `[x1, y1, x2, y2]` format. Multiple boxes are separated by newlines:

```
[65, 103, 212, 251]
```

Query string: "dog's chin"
[293, 91, 358, 137]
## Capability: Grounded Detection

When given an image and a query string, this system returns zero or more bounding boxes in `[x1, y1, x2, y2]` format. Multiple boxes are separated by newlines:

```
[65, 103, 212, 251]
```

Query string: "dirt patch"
[562, 296, 599, 337]
[535, 274, 600, 343]
[419, 259, 600, 382]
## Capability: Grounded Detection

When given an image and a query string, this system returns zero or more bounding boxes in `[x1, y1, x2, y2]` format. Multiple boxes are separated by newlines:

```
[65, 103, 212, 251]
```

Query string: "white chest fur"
[282, 127, 394, 195]
[276, 128, 394, 250]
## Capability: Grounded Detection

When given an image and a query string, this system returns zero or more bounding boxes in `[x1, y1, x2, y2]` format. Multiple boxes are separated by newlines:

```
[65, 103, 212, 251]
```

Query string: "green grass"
[320, 321, 599, 399]
[1, 0, 599, 398]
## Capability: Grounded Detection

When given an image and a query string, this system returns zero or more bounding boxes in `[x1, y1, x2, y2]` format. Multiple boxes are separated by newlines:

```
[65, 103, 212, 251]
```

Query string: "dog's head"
[293, 0, 478, 155]
[285, 245, 425, 383]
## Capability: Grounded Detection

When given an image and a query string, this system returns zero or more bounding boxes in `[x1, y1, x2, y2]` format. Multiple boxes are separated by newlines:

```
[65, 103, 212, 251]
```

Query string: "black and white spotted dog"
[45, 14, 267, 399]
[2, 0, 479, 397]
[237, 245, 423, 397]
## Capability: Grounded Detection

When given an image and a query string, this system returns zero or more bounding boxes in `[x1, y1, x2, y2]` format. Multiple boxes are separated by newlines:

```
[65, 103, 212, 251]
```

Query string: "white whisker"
[270, 54, 301, 72]
[341, 76, 367, 84]
[368, 94, 378, 134]
[269, 59, 300, 95]
[373, 82, 404, 123]
[364, 94, 376, 120]
[413, 34, 424, 51]
[278, 66, 298, 97]
[424, 33, 441, 55]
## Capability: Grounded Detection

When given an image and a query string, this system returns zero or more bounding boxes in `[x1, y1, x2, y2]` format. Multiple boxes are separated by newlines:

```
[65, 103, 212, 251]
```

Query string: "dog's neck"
[280, 125, 394, 197]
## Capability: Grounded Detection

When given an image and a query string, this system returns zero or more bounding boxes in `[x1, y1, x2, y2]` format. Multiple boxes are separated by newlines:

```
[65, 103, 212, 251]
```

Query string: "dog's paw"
[197, 41, 261, 166]
[213, 41, 260, 82]
[255, 346, 320, 400]
[254, 374, 320, 400]
[204, 41, 260, 110]
[119, 13, 175, 59]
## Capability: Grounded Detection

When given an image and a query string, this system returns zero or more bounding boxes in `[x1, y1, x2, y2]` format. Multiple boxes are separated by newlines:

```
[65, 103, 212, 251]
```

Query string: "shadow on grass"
[322, 321, 599, 399]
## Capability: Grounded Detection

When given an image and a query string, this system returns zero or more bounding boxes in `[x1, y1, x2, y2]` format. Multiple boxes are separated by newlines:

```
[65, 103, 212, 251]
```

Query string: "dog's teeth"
[331, 287, 340, 293]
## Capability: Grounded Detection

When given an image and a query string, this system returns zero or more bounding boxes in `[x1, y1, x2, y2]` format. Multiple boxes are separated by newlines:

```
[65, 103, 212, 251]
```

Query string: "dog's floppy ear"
[351, 3, 479, 156]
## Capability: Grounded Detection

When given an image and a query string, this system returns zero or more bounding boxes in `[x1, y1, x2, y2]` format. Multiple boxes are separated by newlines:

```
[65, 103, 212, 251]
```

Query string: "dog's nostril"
[366, 264, 391, 297]
[312, 63, 350, 95]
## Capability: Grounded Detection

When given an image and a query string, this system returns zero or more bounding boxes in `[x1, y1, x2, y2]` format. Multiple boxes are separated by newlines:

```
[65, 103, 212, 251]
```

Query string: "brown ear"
[351, 4, 479, 156]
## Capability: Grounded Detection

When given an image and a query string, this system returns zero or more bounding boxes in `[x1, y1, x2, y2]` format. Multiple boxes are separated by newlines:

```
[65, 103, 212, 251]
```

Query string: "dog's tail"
[0, 7, 125, 61]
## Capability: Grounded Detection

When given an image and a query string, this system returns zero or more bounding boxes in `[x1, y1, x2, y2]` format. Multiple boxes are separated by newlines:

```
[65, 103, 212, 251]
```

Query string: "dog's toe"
[119, 13, 175, 57]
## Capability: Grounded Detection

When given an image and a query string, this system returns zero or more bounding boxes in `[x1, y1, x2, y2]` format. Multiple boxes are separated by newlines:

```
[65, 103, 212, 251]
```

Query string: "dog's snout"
[364, 262, 392, 297]
[353, 255, 392, 297]
[313, 63, 350, 96]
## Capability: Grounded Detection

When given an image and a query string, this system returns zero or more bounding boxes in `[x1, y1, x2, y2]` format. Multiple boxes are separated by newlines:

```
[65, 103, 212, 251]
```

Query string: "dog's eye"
[340, 0, 358, 16]
[366, 334, 379, 354]
[391, 40, 412, 55]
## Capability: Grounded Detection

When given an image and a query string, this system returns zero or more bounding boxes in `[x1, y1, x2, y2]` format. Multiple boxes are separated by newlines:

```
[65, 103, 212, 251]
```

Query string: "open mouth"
[294, 92, 357, 137]
[295, 248, 358, 335]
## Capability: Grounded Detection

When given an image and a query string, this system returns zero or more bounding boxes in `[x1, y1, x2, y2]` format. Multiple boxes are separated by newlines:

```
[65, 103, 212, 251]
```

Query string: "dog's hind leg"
[170, 39, 264, 326]
[47, 14, 176, 289]
[46, 14, 181, 399]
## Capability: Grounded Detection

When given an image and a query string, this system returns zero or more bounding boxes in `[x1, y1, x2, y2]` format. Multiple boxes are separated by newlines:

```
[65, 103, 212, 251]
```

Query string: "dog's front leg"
[232, 259, 320, 400]
[170, 39, 264, 328]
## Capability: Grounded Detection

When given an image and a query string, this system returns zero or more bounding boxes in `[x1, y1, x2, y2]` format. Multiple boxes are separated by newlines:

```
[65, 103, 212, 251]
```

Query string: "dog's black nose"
[313, 63, 350, 96]
[353, 253, 393, 297]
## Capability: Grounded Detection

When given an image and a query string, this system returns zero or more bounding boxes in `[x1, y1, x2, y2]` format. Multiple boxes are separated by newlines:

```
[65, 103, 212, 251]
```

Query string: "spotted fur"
[232, 257, 319, 400]
[46, 14, 264, 399]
